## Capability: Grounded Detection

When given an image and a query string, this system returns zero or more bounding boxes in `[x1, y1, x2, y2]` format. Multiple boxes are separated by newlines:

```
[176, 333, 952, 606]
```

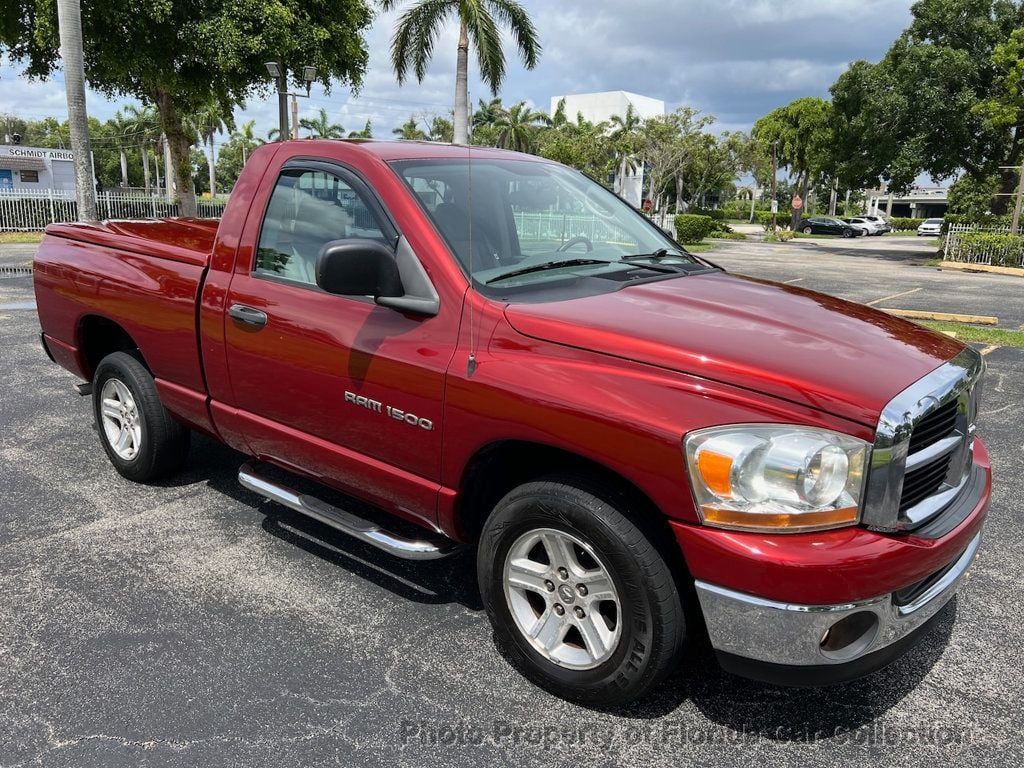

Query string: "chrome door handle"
[228, 304, 268, 328]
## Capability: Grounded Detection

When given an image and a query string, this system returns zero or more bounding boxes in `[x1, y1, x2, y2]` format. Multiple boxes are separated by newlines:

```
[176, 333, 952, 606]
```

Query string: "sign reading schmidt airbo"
[0, 147, 75, 161]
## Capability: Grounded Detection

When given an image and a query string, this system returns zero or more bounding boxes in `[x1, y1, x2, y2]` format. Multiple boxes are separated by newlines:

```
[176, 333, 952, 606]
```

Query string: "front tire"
[92, 351, 190, 482]
[802, 226, 813, 234]
[478, 478, 685, 707]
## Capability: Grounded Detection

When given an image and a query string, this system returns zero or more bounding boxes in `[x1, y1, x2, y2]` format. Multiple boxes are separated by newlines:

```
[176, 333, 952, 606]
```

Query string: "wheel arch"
[78, 314, 148, 379]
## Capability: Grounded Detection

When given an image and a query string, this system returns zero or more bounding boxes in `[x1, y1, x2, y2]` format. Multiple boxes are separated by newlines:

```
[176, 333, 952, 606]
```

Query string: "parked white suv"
[862, 215, 892, 234]
[917, 218, 944, 236]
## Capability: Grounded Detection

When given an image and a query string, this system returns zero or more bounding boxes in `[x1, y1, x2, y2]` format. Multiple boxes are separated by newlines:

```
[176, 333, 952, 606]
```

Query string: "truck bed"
[34, 218, 218, 430]
[44, 218, 219, 267]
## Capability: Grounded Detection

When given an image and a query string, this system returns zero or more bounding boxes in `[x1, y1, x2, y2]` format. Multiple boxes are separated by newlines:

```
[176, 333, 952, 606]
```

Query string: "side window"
[256, 168, 387, 286]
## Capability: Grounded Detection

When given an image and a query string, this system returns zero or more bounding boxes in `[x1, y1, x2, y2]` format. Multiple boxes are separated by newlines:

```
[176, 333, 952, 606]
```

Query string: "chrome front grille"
[862, 347, 984, 532]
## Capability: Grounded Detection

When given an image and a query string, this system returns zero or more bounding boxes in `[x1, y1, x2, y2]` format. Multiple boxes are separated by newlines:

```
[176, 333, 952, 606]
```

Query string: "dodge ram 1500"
[34, 140, 989, 705]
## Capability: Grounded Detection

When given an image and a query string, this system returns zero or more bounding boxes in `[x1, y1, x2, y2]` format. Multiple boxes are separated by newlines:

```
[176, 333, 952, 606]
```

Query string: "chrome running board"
[238, 462, 459, 560]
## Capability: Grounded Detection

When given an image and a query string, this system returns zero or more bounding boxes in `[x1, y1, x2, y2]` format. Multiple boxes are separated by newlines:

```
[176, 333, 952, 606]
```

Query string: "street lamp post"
[265, 63, 319, 141]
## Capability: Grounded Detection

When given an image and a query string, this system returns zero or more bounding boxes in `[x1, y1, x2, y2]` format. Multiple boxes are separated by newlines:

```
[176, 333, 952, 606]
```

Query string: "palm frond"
[485, 0, 541, 69]
[461, 0, 505, 93]
[390, 0, 455, 84]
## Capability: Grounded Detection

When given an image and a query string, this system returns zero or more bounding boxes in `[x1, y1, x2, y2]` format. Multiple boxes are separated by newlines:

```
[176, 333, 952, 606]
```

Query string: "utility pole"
[291, 96, 299, 139]
[56, 0, 96, 221]
[770, 140, 779, 231]
[265, 63, 317, 141]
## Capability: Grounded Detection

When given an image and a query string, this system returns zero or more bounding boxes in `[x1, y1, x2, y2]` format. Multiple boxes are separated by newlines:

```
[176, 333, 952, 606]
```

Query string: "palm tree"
[381, 0, 541, 145]
[55, 0, 96, 220]
[473, 97, 504, 129]
[392, 116, 428, 141]
[190, 102, 235, 197]
[229, 120, 263, 166]
[609, 104, 642, 196]
[428, 115, 453, 142]
[348, 119, 373, 139]
[298, 107, 344, 139]
[493, 101, 543, 153]
[122, 104, 159, 194]
[108, 110, 133, 188]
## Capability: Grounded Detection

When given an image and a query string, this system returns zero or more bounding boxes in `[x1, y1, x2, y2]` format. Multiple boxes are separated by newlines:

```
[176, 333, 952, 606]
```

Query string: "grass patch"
[0, 231, 44, 244]
[919, 321, 1024, 348]
[791, 232, 843, 239]
[683, 242, 719, 253]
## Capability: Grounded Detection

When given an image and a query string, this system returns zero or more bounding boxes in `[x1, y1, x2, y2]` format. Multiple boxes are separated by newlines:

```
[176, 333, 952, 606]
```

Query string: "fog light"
[819, 611, 880, 661]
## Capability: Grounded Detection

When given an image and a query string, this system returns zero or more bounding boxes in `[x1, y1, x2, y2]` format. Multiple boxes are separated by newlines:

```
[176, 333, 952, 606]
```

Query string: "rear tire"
[92, 351, 190, 482]
[477, 477, 686, 707]
[803, 226, 813, 234]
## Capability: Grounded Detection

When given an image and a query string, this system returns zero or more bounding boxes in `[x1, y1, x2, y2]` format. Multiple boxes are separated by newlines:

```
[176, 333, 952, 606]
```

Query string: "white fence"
[512, 211, 636, 246]
[944, 223, 1024, 268]
[0, 189, 229, 231]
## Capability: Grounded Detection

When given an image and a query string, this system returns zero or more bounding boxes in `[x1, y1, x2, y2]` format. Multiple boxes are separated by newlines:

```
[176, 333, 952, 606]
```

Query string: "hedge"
[889, 217, 927, 231]
[687, 207, 727, 221]
[673, 213, 715, 244]
[948, 232, 1024, 268]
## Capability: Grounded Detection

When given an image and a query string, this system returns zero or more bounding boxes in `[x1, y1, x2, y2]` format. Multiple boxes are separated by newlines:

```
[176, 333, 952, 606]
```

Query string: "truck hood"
[503, 271, 964, 426]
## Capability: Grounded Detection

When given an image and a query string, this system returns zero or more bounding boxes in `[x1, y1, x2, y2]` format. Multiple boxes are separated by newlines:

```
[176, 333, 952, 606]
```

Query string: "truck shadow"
[165, 436, 956, 730]
[164, 435, 484, 611]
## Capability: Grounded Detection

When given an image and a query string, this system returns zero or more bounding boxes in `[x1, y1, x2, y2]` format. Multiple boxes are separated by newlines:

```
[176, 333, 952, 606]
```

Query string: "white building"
[550, 91, 665, 206]
[0, 145, 78, 193]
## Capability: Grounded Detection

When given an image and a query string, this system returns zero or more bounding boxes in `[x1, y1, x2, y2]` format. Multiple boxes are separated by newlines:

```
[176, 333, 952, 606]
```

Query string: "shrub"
[889, 217, 927, 231]
[710, 230, 748, 240]
[673, 213, 715, 244]
[687, 207, 727, 220]
[949, 232, 1024, 268]
[754, 210, 791, 232]
[764, 230, 795, 243]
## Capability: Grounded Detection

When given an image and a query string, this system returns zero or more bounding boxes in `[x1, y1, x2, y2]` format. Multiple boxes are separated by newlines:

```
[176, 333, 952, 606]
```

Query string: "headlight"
[683, 425, 869, 532]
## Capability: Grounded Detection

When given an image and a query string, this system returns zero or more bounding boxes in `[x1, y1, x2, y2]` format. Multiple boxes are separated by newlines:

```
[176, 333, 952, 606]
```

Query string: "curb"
[880, 308, 998, 326]
[940, 260, 1024, 278]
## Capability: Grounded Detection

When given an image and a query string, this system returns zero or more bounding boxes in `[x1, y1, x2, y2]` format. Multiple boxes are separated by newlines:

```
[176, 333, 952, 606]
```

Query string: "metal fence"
[0, 189, 229, 231]
[944, 223, 1024, 268]
[512, 211, 636, 246]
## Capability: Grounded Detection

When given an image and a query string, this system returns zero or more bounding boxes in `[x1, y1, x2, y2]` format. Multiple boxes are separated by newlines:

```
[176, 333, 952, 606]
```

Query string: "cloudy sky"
[0, 0, 914, 150]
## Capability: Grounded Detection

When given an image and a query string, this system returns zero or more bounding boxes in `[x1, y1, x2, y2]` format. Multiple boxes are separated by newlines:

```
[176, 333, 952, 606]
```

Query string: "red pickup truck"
[34, 140, 989, 706]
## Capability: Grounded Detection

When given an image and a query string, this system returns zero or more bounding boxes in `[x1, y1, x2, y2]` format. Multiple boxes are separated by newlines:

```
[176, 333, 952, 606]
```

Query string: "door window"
[256, 168, 387, 285]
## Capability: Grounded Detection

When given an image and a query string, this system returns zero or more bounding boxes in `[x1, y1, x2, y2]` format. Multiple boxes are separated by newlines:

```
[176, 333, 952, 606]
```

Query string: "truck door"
[221, 160, 456, 525]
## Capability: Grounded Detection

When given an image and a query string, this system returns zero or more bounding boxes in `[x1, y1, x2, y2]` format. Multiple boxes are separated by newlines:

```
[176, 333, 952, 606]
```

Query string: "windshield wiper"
[621, 248, 687, 262]
[485, 258, 610, 284]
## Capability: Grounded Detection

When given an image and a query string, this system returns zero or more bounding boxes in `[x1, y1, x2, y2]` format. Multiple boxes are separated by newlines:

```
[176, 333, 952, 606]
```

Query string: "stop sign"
[791, 195, 803, 210]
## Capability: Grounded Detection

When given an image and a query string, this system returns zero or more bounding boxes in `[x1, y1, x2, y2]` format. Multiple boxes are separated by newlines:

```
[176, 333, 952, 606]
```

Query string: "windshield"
[390, 157, 707, 298]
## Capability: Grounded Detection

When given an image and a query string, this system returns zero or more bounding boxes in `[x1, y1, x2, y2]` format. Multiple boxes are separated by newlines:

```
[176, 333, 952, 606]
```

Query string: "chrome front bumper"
[696, 531, 982, 679]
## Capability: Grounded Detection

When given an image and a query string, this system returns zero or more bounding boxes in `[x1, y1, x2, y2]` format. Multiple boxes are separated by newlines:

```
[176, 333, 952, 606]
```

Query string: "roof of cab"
[272, 138, 548, 163]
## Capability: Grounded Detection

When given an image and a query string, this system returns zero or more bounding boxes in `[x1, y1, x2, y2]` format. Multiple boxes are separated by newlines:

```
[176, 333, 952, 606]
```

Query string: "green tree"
[609, 104, 643, 197]
[753, 97, 832, 229]
[348, 119, 374, 138]
[1, 0, 371, 216]
[190, 101, 235, 196]
[381, 0, 540, 145]
[493, 101, 543, 153]
[393, 116, 429, 140]
[427, 115, 453, 142]
[829, 0, 1024, 210]
[215, 121, 264, 189]
[535, 110, 614, 183]
[122, 104, 159, 193]
[299, 107, 345, 139]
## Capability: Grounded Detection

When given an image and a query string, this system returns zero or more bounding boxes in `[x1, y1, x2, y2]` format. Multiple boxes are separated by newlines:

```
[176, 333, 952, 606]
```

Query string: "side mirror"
[316, 239, 403, 298]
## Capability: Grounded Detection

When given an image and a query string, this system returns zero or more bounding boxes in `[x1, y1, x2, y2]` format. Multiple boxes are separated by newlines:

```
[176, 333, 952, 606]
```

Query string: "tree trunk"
[453, 22, 470, 145]
[55, 0, 96, 221]
[207, 135, 216, 198]
[749, 186, 757, 223]
[790, 171, 808, 231]
[675, 175, 684, 214]
[119, 150, 128, 187]
[154, 89, 198, 216]
[153, 145, 161, 196]
[141, 144, 151, 194]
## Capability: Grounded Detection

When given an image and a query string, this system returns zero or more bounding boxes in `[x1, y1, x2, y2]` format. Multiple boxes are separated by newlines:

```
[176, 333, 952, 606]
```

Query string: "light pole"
[265, 63, 318, 141]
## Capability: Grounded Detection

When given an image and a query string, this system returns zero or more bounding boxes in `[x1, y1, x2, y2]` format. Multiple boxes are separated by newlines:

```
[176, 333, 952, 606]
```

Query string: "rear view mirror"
[316, 239, 403, 298]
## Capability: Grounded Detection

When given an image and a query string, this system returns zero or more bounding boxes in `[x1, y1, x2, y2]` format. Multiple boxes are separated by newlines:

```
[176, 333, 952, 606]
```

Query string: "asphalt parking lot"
[1, 240, 1023, 766]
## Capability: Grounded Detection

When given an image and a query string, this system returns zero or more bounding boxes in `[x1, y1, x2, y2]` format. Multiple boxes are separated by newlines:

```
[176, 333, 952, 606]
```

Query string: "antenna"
[466, 139, 477, 377]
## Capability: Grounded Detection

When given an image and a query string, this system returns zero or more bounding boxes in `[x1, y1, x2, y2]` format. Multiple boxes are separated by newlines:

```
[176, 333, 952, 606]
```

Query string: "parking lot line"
[866, 287, 922, 306]
[981, 345, 999, 356]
